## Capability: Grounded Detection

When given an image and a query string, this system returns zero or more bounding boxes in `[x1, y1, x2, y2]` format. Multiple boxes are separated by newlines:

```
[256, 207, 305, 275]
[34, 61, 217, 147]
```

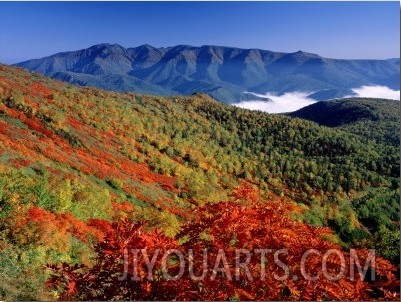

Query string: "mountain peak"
[87, 43, 124, 51]
[293, 50, 321, 57]
[135, 44, 157, 50]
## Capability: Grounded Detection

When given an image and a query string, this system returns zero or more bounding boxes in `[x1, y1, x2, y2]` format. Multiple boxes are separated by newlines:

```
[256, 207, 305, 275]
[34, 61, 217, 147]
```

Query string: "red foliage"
[60, 212, 107, 243]
[4, 106, 55, 138]
[87, 218, 114, 239]
[66, 116, 86, 129]
[46, 220, 182, 300]
[28, 82, 53, 98]
[45, 185, 400, 300]
[7, 157, 32, 168]
[111, 201, 134, 215]
[16, 206, 111, 246]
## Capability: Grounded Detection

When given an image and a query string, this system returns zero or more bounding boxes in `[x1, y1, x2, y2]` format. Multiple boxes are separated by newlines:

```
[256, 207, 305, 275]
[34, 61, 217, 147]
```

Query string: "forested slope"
[0, 65, 399, 300]
[289, 98, 400, 146]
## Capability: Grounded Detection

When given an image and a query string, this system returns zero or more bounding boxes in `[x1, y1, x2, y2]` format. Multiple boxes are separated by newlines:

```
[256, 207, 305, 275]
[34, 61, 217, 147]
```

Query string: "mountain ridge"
[15, 43, 400, 103]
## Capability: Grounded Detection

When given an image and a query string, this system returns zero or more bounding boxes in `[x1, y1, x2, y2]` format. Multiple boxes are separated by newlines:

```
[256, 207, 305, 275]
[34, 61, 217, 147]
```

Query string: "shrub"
[106, 177, 124, 190]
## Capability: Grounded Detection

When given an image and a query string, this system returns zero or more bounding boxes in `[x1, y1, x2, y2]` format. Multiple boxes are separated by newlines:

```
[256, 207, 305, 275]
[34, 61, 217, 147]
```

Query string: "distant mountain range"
[14, 43, 400, 103]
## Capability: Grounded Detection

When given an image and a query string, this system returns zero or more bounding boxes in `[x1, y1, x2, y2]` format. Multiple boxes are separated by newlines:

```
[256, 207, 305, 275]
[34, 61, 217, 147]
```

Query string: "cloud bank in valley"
[234, 85, 400, 114]
[233, 92, 317, 113]
[349, 85, 400, 100]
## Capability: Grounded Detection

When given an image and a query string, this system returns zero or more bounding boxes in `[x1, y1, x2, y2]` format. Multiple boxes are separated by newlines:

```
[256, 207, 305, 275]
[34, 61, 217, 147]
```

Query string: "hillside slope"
[15, 43, 400, 103]
[0, 65, 399, 300]
[289, 98, 400, 146]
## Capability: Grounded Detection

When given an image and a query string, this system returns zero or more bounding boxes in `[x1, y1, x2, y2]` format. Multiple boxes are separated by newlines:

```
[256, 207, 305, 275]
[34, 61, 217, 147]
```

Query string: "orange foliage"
[14, 206, 112, 247]
[46, 185, 400, 300]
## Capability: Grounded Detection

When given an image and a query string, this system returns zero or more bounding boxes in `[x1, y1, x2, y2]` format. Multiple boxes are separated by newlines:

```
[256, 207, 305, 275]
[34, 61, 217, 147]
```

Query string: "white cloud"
[233, 86, 400, 114]
[349, 85, 400, 100]
[233, 91, 317, 113]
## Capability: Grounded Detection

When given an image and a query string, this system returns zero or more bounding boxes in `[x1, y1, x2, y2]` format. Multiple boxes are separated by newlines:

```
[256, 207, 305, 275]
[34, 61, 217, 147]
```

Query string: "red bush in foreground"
[46, 185, 399, 300]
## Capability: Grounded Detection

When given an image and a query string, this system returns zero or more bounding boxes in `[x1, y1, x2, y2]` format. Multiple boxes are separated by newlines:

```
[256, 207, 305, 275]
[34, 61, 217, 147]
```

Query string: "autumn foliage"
[46, 185, 399, 300]
[0, 64, 399, 300]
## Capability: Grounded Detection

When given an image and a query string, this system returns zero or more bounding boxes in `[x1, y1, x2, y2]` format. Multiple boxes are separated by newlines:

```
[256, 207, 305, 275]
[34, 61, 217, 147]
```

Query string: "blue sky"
[0, 1, 399, 64]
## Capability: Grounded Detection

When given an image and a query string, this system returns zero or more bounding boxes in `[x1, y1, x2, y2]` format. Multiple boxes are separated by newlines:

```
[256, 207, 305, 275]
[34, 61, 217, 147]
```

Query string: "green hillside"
[289, 98, 400, 146]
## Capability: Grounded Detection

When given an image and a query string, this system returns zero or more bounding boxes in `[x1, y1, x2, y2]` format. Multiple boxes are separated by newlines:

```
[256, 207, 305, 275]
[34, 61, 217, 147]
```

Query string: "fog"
[234, 86, 400, 113]
[349, 85, 400, 100]
[233, 91, 316, 113]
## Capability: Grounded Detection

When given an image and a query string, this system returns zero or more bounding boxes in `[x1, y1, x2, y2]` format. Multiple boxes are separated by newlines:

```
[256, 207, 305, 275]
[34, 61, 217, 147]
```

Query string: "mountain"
[288, 98, 400, 146]
[387, 58, 400, 64]
[14, 43, 400, 103]
[0, 64, 399, 300]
